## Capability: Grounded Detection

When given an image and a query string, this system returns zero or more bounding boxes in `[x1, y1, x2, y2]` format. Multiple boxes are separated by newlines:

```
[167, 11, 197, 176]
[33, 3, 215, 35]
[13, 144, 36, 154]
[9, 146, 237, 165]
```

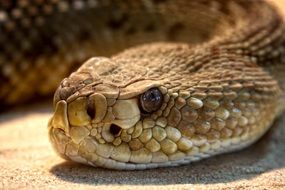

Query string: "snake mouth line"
[49, 122, 267, 170]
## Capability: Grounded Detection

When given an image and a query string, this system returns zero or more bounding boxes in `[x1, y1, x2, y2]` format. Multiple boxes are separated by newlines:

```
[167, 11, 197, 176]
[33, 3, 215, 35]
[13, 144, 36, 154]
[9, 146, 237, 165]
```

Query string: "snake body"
[2, 1, 285, 170]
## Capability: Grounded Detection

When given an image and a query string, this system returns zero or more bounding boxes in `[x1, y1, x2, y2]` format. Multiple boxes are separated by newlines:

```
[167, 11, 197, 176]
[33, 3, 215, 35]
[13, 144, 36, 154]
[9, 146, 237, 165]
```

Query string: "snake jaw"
[49, 87, 145, 164]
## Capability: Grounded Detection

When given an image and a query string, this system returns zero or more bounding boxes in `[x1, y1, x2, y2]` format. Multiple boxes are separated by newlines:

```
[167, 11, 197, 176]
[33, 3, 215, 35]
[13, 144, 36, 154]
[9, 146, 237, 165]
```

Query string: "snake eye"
[140, 88, 163, 113]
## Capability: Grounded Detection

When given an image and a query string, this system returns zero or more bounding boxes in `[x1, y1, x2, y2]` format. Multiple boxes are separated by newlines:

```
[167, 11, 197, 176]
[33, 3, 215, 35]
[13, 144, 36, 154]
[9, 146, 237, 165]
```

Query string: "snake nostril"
[109, 124, 122, 136]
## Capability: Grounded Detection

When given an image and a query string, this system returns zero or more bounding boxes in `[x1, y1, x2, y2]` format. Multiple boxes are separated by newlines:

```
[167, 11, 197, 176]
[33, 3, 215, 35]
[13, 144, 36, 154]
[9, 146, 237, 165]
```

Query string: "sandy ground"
[1, 1, 285, 190]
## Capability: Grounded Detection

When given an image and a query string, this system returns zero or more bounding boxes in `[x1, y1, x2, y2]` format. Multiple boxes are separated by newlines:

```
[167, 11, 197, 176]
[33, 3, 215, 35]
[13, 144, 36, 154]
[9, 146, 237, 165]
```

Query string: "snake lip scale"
[1, 1, 284, 170]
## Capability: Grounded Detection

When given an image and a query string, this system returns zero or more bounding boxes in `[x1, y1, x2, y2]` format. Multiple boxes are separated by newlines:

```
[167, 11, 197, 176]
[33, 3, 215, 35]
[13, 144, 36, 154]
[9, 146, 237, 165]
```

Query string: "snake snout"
[53, 85, 76, 108]
[51, 91, 142, 133]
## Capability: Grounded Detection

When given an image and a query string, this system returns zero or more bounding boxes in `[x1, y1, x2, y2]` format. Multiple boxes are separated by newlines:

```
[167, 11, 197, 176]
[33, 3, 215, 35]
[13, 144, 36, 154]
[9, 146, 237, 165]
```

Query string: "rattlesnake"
[2, 1, 285, 170]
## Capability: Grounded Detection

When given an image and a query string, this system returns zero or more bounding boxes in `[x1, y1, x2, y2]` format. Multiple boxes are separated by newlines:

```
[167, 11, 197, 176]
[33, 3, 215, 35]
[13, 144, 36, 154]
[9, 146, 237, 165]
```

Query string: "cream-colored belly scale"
[47, 0, 285, 170]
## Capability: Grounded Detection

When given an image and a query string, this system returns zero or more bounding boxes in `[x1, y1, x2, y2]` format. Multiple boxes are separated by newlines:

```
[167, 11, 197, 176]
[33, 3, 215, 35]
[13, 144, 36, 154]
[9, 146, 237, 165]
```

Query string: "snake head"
[49, 57, 184, 169]
[48, 46, 279, 169]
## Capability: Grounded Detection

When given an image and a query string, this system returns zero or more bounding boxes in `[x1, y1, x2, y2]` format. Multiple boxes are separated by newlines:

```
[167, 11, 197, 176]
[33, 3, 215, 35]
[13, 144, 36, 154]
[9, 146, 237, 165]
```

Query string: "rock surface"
[1, 1, 285, 189]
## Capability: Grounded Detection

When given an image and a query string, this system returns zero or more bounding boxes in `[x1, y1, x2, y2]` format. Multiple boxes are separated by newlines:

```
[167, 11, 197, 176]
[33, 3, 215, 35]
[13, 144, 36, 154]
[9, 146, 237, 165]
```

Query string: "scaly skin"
[10, 0, 285, 170]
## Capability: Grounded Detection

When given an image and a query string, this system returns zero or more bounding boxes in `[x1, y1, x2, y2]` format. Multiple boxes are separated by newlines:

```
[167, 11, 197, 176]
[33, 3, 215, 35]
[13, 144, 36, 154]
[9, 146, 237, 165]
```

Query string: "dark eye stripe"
[140, 88, 163, 113]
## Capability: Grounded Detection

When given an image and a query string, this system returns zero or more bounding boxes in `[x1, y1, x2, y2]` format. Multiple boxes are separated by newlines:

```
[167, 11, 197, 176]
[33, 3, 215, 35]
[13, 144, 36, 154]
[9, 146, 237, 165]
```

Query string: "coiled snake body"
[1, 1, 285, 170]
